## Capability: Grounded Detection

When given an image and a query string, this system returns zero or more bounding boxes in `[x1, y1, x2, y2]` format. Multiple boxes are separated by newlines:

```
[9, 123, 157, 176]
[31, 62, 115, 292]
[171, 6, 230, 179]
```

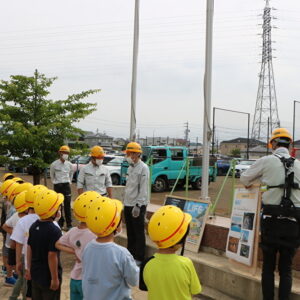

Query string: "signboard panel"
[165, 195, 210, 252]
[226, 186, 261, 266]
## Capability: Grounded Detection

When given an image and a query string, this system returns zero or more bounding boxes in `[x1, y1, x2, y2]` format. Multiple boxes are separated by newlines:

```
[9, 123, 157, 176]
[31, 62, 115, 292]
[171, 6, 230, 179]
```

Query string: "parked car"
[216, 160, 231, 176]
[105, 156, 124, 185]
[234, 160, 256, 178]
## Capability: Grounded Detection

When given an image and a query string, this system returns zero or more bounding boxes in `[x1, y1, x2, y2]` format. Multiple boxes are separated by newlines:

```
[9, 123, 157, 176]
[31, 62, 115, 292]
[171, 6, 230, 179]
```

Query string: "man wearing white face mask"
[50, 145, 74, 230]
[77, 146, 113, 198]
[124, 142, 149, 266]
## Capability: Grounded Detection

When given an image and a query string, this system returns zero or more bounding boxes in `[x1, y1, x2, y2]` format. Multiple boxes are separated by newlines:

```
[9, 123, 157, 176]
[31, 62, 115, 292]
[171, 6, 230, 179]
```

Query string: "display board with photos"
[226, 185, 261, 266]
[164, 195, 210, 253]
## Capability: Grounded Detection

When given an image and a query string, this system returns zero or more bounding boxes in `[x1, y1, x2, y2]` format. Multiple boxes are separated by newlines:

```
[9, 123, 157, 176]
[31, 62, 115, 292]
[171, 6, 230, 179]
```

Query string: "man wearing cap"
[240, 128, 300, 300]
[50, 145, 73, 230]
[124, 142, 150, 265]
[77, 146, 113, 198]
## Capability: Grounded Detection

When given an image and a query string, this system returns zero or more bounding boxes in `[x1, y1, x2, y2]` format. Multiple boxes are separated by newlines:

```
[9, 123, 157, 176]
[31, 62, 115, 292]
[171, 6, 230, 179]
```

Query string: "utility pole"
[129, 0, 139, 142]
[184, 122, 190, 147]
[251, 0, 280, 141]
[201, 0, 214, 201]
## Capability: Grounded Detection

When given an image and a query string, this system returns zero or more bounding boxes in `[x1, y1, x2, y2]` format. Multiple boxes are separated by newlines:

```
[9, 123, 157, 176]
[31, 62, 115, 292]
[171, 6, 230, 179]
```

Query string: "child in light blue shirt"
[82, 197, 138, 300]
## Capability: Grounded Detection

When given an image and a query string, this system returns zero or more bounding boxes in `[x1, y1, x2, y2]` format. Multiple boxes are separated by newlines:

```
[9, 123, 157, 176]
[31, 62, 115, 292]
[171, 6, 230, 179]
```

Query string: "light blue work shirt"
[82, 240, 139, 300]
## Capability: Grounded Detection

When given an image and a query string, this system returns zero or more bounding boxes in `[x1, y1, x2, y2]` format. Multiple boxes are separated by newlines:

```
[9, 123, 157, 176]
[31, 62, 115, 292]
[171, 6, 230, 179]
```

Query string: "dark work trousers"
[262, 244, 296, 300]
[124, 205, 146, 262]
[31, 280, 61, 300]
[53, 183, 72, 228]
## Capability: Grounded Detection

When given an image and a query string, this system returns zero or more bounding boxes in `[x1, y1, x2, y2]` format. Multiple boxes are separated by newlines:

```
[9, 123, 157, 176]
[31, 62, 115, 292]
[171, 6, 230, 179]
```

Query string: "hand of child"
[132, 205, 140, 218]
[50, 278, 60, 290]
[25, 269, 31, 280]
[16, 262, 23, 275]
[75, 253, 81, 263]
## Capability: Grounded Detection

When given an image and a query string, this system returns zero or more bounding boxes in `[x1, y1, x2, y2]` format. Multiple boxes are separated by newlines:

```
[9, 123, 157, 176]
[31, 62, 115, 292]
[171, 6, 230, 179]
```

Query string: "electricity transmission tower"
[251, 0, 280, 141]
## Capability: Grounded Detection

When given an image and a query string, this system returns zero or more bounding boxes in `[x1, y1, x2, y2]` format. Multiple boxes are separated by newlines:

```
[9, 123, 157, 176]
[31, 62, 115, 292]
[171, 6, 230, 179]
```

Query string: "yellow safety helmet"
[9, 182, 33, 202]
[1, 173, 14, 182]
[90, 146, 105, 158]
[35, 189, 64, 219]
[73, 191, 102, 222]
[7, 183, 20, 201]
[0, 180, 18, 196]
[12, 177, 24, 183]
[14, 191, 29, 213]
[86, 197, 123, 237]
[125, 142, 142, 154]
[148, 205, 192, 249]
[26, 185, 48, 208]
[59, 145, 70, 153]
[269, 128, 293, 148]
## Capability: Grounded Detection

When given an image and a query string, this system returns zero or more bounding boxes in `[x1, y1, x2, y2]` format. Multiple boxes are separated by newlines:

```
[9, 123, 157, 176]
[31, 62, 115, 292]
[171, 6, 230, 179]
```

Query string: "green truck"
[120, 146, 217, 192]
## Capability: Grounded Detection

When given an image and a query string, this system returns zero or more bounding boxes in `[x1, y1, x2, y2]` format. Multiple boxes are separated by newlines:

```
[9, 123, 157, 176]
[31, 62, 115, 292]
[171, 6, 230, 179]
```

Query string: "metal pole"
[267, 117, 270, 155]
[212, 107, 215, 155]
[293, 100, 296, 147]
[201, 0, 214, 201]
[247, 113, 250, 159]
[129, 0, 139, 141]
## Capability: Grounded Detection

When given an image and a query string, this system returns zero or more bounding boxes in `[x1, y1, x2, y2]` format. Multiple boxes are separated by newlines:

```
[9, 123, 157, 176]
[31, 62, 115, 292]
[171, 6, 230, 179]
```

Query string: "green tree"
[230, 148, 241, 157]
[0, 70, 99, 184]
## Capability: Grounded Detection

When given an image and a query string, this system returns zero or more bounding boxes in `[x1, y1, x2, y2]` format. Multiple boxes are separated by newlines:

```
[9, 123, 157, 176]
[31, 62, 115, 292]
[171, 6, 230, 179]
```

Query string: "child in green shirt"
[140, 205, 202, 300]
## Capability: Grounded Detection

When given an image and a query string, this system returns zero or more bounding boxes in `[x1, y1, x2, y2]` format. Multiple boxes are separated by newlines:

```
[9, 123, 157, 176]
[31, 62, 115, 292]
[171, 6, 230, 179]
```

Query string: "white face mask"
[62, 154, 69, 160]
[126, 157, 133, 165]
[95, 159, 103, 166]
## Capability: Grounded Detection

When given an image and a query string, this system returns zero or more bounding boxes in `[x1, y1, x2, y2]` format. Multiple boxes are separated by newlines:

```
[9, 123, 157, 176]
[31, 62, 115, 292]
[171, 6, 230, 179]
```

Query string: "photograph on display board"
[230, 216, 242, 233]
[241, 230, 250, 243]
[240, 244, 250, 258]
[184, 201, 209, 245]
[243, 212, 255, 230]
[227, 236, 240, 253]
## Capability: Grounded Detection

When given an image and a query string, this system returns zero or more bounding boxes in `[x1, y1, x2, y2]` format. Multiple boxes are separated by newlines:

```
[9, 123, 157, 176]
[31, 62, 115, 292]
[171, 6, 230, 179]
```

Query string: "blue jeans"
[70, 279, 83, 300]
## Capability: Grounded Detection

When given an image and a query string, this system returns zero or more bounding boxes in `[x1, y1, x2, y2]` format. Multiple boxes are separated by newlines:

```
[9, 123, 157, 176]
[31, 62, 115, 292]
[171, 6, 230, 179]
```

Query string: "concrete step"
[116, 230, 300, 300]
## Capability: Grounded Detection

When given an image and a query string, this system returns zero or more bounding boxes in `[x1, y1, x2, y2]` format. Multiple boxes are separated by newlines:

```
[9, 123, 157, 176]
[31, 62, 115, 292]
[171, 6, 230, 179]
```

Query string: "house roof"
[220, 137, 266, 145]
[84, 133, 113, 139]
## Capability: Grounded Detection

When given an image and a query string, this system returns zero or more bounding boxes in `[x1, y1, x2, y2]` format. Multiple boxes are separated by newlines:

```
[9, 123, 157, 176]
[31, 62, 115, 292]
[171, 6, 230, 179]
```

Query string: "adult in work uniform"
[240, 128, 300, 300]
[124, 142, 149, 265]
[77, 146, 113, 198]
[50, 145, 73, 230]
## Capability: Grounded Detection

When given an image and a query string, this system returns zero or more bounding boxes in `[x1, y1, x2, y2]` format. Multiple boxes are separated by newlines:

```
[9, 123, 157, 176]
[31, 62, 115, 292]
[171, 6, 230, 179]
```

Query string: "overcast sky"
[1, 0, 300, 142]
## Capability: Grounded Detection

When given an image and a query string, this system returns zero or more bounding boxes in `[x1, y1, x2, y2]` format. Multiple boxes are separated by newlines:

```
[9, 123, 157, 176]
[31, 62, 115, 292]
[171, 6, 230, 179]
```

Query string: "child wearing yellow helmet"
[82, 197, 139, 300]
[10, 184, 48, 299]
[2, 191, 29, 288]
[26, 189, 63, 299]
[55, 191, 98, 300]
[139, 205, 202, 300]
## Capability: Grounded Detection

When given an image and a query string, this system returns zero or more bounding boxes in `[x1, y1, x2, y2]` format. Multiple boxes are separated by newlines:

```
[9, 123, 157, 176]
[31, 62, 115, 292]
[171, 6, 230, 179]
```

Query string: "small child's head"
[26, 185, 48, 212]
[0, 179, 18, 199]
[10, 182, 33, 203]
[73, 191, 102, 225]
[148, 205, 192, 252]
[14, 191, 29, 216]
[86, 197, 123, 239]
[34, 189, 64, 220]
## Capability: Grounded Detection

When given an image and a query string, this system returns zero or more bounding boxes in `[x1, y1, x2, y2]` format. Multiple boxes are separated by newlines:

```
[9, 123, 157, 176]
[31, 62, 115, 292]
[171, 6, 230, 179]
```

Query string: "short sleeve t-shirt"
[143, 253, 202, 300]
[82, 241, 139, 300]
[58, 227, 96, 280]
[27, 220, 62, 288]
[10, 213, 39, 269]
[5, 212, 20, 248]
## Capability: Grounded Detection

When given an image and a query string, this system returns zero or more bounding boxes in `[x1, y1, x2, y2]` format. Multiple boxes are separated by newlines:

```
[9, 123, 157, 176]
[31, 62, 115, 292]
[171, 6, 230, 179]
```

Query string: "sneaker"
[4, 276, 16, 286]
[1, 266, 7, 277]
